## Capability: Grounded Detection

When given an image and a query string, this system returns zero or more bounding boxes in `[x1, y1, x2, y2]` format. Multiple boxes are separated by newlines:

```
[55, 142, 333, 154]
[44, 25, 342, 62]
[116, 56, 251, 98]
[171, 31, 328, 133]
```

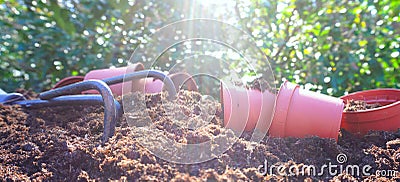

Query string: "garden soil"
[344, 100, 382, 112]
[1, 90, 399, 181]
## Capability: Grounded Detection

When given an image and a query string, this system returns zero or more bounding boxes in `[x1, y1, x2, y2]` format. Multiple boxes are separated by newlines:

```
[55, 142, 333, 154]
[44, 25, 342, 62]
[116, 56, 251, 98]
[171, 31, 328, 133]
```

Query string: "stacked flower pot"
[221, 81, 400, 140]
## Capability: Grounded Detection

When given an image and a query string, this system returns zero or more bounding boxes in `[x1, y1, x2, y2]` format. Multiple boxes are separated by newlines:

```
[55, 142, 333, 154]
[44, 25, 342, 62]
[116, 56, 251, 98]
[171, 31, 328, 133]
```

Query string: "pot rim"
[270, 81, 343, 140]
[341, 88, 400, 114]
[269, 80, 297, 136]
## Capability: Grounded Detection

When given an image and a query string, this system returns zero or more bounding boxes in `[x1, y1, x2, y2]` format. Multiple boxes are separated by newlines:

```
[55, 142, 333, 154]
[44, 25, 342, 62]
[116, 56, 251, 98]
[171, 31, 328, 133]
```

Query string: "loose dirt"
[0, 90, 399, 181]
[234, 78, 276, 94]
[344, 100, 382, 112]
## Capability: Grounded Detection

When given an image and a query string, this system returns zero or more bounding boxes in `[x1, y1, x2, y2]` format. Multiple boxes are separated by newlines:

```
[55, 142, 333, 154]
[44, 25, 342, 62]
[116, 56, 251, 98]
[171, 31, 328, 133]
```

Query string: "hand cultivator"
[0, 70, 180, 143]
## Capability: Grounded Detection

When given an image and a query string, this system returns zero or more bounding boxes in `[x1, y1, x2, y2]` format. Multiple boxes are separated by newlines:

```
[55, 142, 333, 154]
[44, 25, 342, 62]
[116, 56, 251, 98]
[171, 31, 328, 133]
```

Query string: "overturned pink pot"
[83, 63, 145, 95]
[53, 76, 84, 89]
[221, 83, 275, 132]
[169, 72, 198, 92]
[341, 89, 400, 135]
[144, 72, 198, 93]
[269, 81, 344, 140]
[83, 64, 198, 95]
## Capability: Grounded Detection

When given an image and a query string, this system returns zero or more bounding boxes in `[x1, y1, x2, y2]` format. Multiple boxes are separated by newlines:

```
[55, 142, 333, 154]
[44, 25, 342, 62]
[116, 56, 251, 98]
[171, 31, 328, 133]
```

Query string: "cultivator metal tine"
[39, 80, 117, 143]
[102, 70, 177, 100]
[16, 95, 111, 108]
[0, 93, 26, 105]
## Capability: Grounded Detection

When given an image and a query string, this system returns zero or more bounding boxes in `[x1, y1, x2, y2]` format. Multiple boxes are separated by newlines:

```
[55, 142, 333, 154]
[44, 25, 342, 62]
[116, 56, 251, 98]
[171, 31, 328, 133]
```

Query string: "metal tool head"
[0, 93, 26, 105]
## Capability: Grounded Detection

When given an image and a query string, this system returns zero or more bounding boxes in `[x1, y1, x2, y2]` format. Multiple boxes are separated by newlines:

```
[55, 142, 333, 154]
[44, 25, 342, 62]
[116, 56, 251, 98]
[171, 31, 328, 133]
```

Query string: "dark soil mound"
[0, 91, 399, 181]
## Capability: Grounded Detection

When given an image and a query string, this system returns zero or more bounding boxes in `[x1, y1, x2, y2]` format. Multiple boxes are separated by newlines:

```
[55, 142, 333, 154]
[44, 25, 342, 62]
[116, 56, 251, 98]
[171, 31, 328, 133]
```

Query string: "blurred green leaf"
[49, 0, 76, 36]
[0, 0, 398, 95]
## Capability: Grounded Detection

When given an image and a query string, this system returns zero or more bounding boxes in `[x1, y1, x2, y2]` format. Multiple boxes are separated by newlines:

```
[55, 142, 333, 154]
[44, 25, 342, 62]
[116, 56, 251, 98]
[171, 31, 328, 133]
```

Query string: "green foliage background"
[0, 0, 399, 96]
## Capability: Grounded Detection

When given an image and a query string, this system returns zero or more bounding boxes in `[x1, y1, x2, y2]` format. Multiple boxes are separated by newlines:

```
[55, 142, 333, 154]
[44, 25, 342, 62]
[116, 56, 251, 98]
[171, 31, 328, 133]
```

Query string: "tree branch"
[273, 8, 298, 59]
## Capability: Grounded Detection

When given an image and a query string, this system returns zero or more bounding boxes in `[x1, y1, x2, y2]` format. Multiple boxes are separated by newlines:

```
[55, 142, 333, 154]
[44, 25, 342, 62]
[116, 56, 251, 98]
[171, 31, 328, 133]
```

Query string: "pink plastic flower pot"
[143, 79, 163, 94]
[169, 72, 198, 92]
[341, 89, 400, 135]
[83, 64, 198, 95]
[220, 83, 276, 132]
[53, 76, 84, 89]
[83, 63, 145, 95]
[144, 72, 199, 93]
[269, 81, 344, 140]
